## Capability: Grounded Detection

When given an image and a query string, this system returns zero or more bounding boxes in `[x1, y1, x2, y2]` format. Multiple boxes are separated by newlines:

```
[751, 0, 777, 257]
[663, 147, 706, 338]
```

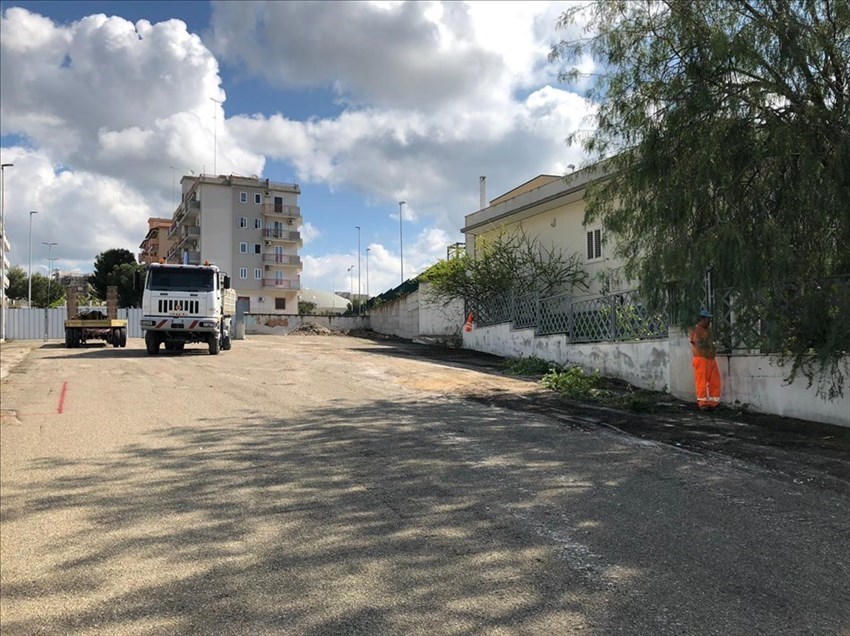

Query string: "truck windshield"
[148, 268, 214, 292]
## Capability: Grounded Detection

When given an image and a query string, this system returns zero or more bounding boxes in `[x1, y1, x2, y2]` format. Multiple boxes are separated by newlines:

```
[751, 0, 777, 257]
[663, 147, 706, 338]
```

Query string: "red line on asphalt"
[57, 381, 68, 414]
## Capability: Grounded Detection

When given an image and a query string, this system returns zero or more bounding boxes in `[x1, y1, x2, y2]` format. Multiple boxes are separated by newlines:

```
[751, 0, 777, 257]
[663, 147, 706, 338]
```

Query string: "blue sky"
[0, 0, 593, 296]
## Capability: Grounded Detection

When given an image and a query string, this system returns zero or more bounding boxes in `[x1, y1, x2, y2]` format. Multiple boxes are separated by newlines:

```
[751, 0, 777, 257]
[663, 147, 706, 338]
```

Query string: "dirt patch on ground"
[288, 323, 340, 336]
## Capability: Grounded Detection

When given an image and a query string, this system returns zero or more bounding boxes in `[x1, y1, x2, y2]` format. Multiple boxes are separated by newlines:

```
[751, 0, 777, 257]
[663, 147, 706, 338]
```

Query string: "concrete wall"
[369, 284, 464, 341]
[465, 322, 850, 427]
[370, 293, 420, 339]
[464, 323, 670, 392]
[418, 282, 465, 337]
[244, 313, 368, 335]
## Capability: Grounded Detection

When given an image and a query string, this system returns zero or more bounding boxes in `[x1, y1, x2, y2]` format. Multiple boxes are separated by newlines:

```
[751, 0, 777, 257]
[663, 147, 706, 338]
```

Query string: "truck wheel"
[164, 342, 175, 351]
[175, 342, 185, 351]
[120, 328, 127, 348]
[145, 331, 160, 355]
[208, 332, 220, 355]
[113, 328, 121, 348]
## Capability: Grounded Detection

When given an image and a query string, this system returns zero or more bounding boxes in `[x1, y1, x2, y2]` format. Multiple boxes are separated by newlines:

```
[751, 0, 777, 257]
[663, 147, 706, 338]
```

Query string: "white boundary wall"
[5, 308, 144, 340]
[465, 323, 850, 427]
[370, 283, 464, 341]
[245, 314, 368, 335]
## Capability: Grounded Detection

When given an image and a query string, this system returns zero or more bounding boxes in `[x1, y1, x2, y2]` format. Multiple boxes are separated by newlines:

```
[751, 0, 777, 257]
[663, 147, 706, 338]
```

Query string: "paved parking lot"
[1, 335, 849, 634]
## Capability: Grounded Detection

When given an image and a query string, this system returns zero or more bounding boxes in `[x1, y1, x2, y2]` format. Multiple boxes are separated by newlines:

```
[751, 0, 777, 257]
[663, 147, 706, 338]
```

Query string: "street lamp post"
[398, 201, 406, 284]
[43, 242, 57, 341]
[1, 162, 13, 342]
[365, 247, 370, 306]
[28, 210, 37, 306]
[355, 226, 361, 315]
[347, 265, 354, 307]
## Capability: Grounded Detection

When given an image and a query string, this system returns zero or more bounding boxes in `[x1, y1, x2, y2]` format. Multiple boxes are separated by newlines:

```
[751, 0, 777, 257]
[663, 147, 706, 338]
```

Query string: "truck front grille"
[158, 299, 200, 314]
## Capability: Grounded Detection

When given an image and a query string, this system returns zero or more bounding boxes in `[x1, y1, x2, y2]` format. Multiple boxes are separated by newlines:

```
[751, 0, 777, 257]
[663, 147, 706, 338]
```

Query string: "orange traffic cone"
[464, 312, 474, 332]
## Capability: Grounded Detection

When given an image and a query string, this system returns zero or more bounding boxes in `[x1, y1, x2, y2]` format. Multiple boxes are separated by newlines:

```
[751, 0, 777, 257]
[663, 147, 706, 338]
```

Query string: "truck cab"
[138, 262, 236, 355]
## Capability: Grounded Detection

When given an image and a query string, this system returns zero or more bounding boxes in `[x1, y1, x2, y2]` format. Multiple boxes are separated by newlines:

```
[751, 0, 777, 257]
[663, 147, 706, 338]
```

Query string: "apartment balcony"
[186, 250, 201, 265]
[176, 225, 200, 249]
[262, 254, 302, 267]
[262, 278, 300, 291]
[261, 202, 300, 220]
[185, 199, 200, 220]
[262, 228, 301, 244]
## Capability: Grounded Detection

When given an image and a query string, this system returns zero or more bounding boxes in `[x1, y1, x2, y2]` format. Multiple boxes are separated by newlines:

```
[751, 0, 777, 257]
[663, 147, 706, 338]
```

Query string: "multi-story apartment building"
[138, 217, 174, 265]
[166, 174, 302, 314]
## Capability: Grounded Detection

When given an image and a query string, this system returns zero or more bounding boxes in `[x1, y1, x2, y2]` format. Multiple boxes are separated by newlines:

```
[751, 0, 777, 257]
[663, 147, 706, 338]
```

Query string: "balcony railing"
[262, 229, 301, 241]
[261, 203, 300, 218]
[262, 278, 300, 290]
[262, 254, 301, 266]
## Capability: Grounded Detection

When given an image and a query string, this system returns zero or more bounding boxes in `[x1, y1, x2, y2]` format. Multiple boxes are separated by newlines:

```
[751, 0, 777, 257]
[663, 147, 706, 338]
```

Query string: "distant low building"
[138, 217, 175, 265]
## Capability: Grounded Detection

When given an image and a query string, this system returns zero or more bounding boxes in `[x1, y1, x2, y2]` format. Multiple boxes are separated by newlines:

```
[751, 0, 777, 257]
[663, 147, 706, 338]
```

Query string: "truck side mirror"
[133, 270, 141, 290]
[223, 275, 231, 289]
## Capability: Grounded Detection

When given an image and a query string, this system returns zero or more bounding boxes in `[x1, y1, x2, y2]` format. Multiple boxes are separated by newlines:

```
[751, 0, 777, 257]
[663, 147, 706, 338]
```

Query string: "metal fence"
[4, 308, 144, 340]
[710, 275, 850, 353]
[470, 288, 668, 343]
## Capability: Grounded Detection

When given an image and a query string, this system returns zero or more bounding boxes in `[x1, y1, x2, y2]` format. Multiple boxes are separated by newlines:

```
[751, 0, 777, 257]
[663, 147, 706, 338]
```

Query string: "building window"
[240, 192, 247, 203]
[239, 267, 248, 279]
[254, 218, 263, 229]
[254, 243, 261, 254]
[240, 242, 248, 253]
[586, 229, 603, 262]
[254, 268, 262, 280]
[275, 298, 286, 310]
[239, 216, 247, 228]
[254, 193, 262, 204]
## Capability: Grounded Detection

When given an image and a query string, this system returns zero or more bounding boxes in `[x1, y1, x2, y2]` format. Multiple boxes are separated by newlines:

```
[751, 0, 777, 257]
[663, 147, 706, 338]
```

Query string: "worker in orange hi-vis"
[690, 308, 721, 411]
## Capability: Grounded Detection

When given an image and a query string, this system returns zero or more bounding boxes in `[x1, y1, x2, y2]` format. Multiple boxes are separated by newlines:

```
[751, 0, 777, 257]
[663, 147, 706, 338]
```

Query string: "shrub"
[503, 355, 558, 376]
[541, 366, 602, 399]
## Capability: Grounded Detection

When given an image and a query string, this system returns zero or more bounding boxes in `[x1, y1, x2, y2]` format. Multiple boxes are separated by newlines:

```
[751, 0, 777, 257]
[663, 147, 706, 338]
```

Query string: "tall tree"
[90, 248, 137, 301]
[107, 262, 146, 307]
[5, 266, 27, 301]
[550, 0, 850, 397]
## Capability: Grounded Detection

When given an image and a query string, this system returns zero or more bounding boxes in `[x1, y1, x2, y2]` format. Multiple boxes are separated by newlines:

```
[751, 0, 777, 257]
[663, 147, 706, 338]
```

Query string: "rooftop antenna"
[210, 97, 223, 174]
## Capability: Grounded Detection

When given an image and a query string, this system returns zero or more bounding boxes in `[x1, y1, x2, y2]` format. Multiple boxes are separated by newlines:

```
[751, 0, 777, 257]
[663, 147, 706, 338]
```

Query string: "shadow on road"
[2, 395, 848, 634]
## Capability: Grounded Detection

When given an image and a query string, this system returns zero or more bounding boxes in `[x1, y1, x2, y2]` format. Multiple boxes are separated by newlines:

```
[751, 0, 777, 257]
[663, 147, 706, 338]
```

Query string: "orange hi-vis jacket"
[690, 323, 717, 359]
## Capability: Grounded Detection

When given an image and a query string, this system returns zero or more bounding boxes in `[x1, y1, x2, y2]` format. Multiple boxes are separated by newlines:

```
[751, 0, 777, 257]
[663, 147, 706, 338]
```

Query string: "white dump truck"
[137, 262, 236, 355]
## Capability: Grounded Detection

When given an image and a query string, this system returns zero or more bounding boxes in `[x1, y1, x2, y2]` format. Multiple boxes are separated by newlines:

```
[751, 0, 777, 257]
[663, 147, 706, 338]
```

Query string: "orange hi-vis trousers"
[692, 356, 721, 409]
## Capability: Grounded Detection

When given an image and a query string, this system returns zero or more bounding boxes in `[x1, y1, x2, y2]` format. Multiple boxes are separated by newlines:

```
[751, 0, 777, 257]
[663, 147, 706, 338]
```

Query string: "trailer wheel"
[72, 328, 82, 348]
[119, 328, 127, 348]
[145, 331, 160, 355]
[65, 328, 72, 348]
[208, 332, 220, 355]
[113, 328, 122, 348]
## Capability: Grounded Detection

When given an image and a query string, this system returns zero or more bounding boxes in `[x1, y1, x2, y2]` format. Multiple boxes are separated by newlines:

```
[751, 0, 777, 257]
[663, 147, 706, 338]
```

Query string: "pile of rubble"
[288, 322, 338, 336]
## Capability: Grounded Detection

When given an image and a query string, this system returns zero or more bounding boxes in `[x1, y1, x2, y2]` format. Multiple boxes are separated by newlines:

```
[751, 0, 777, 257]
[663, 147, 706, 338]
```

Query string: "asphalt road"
[1, 335, 848, 635]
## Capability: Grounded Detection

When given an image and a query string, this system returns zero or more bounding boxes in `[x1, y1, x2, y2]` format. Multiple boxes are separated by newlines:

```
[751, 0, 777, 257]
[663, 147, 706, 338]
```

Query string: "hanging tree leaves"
[550, 0, 850, 397]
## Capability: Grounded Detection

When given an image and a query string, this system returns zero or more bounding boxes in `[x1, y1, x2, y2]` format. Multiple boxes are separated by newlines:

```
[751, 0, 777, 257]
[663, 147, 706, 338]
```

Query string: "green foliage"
[298, 300, 317, 315]
[541, 366, 603, 399]
[5, 266, 27, 301]
[107, 262, 146, 307]
[551, 0, 850, 397]
[91, 248, 136, 300]
[503, 355, 559, 376]
[421, 228, 589, 308]
[29, 273, 64, 308]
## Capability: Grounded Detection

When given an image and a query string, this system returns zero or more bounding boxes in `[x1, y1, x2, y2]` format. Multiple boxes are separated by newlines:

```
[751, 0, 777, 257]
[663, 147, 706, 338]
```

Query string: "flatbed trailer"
[64, 318, 128, 348]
